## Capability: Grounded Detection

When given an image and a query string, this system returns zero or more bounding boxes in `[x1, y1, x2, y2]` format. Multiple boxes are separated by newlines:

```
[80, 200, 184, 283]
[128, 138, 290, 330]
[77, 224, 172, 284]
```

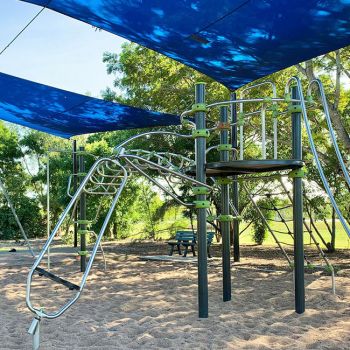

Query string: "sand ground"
[0, 241, 349, 349]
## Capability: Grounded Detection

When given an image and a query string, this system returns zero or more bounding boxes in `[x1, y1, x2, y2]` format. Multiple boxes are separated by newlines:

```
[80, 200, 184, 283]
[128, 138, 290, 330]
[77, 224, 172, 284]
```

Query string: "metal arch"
[286, 76, 350, 238]
[307, 79, 350, 188]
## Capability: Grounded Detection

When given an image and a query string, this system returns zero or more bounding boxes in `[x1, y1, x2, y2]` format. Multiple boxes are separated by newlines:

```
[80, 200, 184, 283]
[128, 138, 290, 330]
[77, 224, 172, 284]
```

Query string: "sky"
[0, 0, 127, 98]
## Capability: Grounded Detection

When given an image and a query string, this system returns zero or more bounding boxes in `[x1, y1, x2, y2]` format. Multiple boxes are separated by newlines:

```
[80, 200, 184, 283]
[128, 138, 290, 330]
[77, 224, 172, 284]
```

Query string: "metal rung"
[270, 229, 293, 235]
[35, 267, 80, 291]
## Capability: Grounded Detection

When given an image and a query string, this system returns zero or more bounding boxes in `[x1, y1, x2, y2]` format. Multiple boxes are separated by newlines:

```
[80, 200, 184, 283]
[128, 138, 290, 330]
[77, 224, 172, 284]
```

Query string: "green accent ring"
[217, 144, 233, 152]
[192, 129, 210, 138]
[192, 186, 210, 195]
[194, 200, 210, 209]
[288, 167, 306, 178]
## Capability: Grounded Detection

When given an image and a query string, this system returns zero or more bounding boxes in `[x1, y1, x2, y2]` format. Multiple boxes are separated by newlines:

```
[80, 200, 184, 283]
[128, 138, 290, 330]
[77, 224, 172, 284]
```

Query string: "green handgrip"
[288, 104, 302, 113]
[194, 200, 211, 209]
[78, 251, 88, 256]
[192, 129, 210, 138]
[191, 103, 208, 113]
[288, 167, 306, 178]
[217, 215, 235, 222]
[192, 186, 210, 195]
[217, 144, 233, 152]
[78, 219, 93, 225]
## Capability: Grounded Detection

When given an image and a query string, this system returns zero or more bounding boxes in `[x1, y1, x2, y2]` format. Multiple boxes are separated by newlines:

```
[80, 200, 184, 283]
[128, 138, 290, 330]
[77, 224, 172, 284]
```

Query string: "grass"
[1, 219, 349, 251]
[149, 219, 350, 250]
[239, 220, 350, 249]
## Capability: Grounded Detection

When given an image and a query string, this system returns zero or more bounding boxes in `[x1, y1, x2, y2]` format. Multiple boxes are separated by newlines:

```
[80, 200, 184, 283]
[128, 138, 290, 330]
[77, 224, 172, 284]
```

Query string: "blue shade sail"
[0, 72, 181, 138]
[21, 0, 350, 89]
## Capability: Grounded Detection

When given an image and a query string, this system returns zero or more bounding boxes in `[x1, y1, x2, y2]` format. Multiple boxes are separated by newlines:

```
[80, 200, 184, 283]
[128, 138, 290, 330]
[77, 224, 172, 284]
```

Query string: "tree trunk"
[112, 222, 117, 240]
[329, 207, 336, 252]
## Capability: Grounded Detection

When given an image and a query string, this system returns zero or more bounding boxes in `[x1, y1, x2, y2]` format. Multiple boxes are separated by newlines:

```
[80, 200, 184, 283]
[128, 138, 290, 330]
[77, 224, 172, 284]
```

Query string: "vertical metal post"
[79, 146, 87, 273]
[261, 106, 266, 159]
[239, 97, 244, 160]
[220, 106, 231, 301]
[72, 140, 78, 248]
[273, 108, 278, 159]
[46, 155, 51, 269]
[28, 317, 40, 350]
[231, 92, 240, 262]
[195, 82, 208, 318]
[291, 86, 305, 314]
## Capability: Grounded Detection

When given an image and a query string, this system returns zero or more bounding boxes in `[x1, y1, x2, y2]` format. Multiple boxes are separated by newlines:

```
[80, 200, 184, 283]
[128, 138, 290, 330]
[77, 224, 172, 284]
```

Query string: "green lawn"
[1, 219, 349, 251]
[239, 220, 350, 249]
[152, 219, 349, 250]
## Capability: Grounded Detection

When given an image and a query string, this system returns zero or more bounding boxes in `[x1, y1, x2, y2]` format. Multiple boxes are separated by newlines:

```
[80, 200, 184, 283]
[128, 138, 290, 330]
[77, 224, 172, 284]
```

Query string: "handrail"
[286, 76, 350, 238]
[115, 130, 192, 152]
[307, 79, 350, 188]
[239, 82, 277, 160]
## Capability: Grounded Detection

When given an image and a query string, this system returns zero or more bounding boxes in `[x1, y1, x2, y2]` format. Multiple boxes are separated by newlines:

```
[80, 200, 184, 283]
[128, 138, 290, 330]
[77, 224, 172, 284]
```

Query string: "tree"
[0, 123, 45, 239]
[101, 42, 350, 249]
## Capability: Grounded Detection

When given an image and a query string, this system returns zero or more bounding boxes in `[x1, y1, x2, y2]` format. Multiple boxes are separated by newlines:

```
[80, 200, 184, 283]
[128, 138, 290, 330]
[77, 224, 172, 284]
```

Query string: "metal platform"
[186, 159, 304, 177]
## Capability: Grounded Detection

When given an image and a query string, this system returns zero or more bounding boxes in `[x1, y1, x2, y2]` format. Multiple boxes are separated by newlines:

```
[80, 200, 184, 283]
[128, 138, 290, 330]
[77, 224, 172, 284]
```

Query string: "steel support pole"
[231, 92, 240, 262]
[291, 86, 305, 314]
[78, 146, 87, 273]
[195, 82, 208, 318]
[46, 156, 51, 269]
[220, 106, 231, 301]
[72, 140, 78, 248]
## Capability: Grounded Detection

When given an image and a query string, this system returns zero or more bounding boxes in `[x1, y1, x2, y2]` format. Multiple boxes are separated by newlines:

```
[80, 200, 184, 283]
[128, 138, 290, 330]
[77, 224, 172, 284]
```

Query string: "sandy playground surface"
[0, 241, 349, 349]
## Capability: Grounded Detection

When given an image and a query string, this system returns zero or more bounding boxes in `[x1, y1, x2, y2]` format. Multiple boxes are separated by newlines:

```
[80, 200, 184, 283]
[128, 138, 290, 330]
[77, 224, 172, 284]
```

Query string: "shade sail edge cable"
[0, 1, 50, 55]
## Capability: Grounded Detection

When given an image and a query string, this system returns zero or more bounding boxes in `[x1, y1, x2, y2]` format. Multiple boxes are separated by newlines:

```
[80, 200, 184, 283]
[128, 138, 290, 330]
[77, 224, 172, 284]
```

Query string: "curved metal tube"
[115, 131, 192, 152]
[206, 97, 300, 109]
[124, 158, 193, 207]
[307, 79, 350, 188]
[120, 154, 211, 189]
[26, 158, 123, 319]
[286, 77, 350, 237]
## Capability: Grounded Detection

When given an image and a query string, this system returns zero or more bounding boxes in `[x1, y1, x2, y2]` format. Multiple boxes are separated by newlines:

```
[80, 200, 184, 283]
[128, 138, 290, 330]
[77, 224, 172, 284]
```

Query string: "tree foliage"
[1, 43, 350, 250]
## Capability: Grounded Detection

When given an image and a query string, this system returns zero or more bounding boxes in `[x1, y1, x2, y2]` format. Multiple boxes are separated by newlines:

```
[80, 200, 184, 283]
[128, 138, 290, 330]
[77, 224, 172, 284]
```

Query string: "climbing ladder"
[241, 176, 336, 293]
[27, 158, 128, 349]
[27, 140, 211, 349]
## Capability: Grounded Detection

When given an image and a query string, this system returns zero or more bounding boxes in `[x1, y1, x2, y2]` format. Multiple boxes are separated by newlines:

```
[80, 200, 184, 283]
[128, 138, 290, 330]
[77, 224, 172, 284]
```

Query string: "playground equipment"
[0, 172, 35, 257]
[26, 76, 350, 349]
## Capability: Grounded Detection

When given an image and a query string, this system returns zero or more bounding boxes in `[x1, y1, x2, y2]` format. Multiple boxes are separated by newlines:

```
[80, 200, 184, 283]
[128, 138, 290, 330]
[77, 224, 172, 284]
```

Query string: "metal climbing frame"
[26, 128, 213, 347]
[26, 77, 349, 348]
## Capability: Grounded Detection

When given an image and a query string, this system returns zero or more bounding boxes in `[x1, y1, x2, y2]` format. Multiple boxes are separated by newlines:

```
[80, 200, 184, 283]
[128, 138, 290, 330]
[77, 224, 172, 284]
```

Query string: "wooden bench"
[167, 231, 215, 258]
